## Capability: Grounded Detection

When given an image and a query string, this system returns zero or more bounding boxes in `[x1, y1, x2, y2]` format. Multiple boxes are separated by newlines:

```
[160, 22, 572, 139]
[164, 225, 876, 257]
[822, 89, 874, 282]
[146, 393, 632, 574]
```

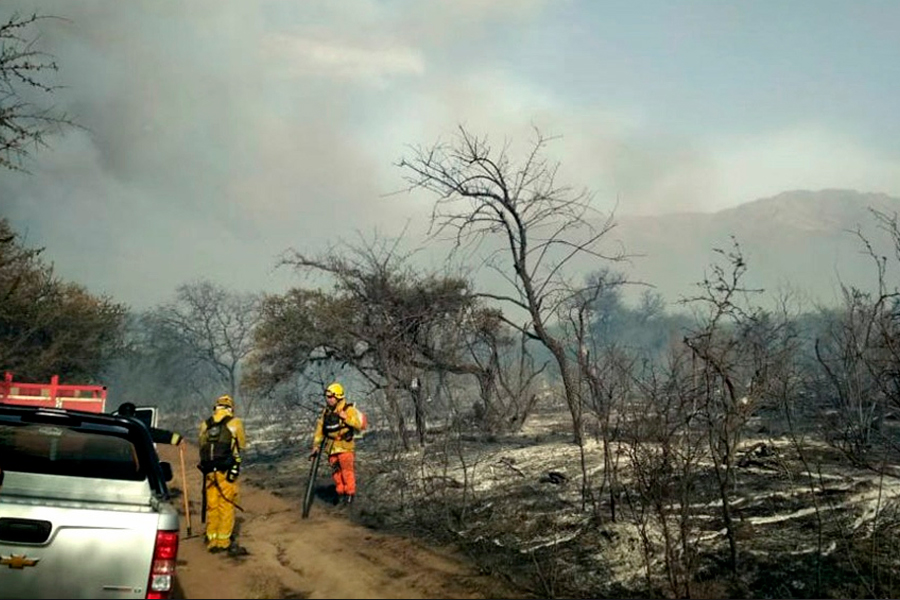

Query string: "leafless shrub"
[680, 238, 772, 578]
[619, 348, 706, 598]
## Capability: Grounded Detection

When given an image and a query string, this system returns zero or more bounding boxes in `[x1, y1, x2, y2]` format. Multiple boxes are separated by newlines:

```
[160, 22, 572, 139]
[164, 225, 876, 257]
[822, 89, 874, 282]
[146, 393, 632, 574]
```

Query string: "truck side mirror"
[160, 461, 174, 483]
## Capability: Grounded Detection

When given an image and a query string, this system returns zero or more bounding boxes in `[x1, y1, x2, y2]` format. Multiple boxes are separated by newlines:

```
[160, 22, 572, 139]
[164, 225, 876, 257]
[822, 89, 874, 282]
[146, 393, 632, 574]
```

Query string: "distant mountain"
[603, 189, 900, 309]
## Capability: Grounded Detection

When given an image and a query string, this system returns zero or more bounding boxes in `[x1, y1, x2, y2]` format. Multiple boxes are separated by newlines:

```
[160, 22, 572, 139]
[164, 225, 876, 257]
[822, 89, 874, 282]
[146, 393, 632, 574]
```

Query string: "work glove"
[226, 463, 240, 482]
[308, 448, 319, 461]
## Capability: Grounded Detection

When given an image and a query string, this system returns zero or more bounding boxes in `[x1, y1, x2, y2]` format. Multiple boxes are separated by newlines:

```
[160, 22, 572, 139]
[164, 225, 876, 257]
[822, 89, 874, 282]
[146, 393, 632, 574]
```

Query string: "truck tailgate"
[0, 502, 164, 599]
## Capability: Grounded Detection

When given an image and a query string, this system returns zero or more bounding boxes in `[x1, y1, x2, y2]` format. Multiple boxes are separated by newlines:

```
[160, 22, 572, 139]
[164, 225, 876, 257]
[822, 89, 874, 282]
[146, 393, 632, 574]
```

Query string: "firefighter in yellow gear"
[198, 394, 247, 553]
[310, 382, 365, 506]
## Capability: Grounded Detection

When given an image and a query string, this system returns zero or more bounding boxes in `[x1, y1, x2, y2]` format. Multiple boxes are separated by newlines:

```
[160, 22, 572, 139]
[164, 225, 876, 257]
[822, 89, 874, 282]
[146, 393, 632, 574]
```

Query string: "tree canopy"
[0, 218, 126, 382]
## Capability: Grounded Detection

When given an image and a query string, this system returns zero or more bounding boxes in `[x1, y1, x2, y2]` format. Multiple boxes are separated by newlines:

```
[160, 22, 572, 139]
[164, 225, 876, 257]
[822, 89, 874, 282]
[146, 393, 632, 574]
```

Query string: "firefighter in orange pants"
[310, 382, 364, 506]
[198, 394, 247, 554]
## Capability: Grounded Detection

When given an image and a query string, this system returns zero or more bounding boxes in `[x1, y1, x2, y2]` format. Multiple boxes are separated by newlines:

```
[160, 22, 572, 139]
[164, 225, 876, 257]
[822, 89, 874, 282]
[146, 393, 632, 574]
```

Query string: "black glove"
[226, 463, 240, 482]
[308, 448, 319, 461]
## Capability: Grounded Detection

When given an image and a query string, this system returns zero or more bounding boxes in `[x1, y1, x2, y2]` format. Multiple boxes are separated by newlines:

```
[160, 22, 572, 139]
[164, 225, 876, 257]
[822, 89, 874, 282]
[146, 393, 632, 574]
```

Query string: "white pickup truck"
[0, 404, 181, 599]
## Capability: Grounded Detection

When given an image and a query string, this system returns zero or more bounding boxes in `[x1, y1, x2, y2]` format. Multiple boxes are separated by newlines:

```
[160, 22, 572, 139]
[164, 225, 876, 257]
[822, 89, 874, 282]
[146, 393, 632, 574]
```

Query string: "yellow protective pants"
[205, 471, 239, 550]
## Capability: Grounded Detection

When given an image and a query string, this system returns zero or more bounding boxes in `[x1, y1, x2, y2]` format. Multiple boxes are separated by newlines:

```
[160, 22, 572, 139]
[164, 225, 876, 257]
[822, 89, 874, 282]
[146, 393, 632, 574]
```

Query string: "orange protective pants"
[328, 451, 356, 496]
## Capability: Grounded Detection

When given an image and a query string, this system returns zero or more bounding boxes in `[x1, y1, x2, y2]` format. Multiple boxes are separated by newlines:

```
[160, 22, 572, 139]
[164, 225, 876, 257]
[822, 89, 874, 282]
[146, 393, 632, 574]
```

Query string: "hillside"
[607, 189, 900, 308]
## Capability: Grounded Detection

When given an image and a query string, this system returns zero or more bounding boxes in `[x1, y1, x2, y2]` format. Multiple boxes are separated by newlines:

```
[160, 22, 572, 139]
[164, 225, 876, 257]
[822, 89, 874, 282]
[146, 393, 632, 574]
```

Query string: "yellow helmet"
[325, 382, 345, 400]
[216, 394, 234, 409]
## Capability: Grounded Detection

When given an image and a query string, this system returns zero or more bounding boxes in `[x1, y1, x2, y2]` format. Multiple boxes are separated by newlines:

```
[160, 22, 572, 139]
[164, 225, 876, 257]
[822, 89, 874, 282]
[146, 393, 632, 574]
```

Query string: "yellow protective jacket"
[198, 407, 247, 468]
[313, 399, 364, 455]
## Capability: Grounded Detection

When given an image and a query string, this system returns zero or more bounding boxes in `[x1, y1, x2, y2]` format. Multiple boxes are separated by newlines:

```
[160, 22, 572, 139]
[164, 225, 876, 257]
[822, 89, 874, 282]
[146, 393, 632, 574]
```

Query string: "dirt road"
[158, 444, 522, 600]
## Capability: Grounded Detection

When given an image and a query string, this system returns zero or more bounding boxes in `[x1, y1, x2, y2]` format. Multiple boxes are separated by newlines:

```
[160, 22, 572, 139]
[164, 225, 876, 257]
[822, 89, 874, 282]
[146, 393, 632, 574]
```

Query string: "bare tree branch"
[0, 11, 77, 172]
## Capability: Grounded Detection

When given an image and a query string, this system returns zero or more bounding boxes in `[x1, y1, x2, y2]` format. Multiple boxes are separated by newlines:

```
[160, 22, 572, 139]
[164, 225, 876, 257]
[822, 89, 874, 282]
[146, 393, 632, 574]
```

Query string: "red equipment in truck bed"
[0, 372, 107, 412]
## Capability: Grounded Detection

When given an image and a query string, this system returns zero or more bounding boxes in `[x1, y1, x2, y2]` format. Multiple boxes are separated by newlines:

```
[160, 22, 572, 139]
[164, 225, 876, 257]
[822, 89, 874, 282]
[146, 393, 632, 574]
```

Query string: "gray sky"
[3, 0, 899, 310]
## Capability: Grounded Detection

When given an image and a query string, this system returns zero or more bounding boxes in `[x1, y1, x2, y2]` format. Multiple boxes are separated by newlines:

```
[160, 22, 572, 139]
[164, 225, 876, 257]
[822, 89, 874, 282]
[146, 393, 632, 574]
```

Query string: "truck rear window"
[0, 423, 143, 480]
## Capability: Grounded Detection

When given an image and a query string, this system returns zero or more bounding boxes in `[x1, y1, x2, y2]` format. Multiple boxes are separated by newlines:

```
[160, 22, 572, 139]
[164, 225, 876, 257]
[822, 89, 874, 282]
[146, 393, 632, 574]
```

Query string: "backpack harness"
[200, 414, 237, 473]
[322, 403, 367, 442]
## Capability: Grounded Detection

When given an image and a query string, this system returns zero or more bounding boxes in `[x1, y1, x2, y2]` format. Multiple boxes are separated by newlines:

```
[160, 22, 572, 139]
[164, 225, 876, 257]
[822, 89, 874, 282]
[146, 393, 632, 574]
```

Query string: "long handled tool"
[201, 470, 208, 524]
[178, 443, 192, 536]
[302, 437, 327, 519]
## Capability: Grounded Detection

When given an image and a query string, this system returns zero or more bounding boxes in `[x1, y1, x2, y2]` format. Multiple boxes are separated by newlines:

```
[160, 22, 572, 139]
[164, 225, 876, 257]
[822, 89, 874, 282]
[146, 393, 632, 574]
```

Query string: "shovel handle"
[178, 443, 192, 535]
[302, 438, 327, 518]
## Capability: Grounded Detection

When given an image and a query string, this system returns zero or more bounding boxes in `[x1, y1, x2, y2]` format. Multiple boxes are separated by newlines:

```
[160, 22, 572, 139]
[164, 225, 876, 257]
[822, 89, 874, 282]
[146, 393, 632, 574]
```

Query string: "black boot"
[343, 494, 354, 506]
[227, 542, 250, 557]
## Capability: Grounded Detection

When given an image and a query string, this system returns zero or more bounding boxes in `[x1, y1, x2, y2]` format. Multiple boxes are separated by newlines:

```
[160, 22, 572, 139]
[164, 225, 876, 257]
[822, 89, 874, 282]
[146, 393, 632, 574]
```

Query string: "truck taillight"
[146, 529, 179, 599]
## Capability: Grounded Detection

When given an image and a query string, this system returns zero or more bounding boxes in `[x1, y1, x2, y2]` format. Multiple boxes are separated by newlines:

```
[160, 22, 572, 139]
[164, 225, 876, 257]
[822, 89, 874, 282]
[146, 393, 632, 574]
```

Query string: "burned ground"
[165, 404, 900, 599]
